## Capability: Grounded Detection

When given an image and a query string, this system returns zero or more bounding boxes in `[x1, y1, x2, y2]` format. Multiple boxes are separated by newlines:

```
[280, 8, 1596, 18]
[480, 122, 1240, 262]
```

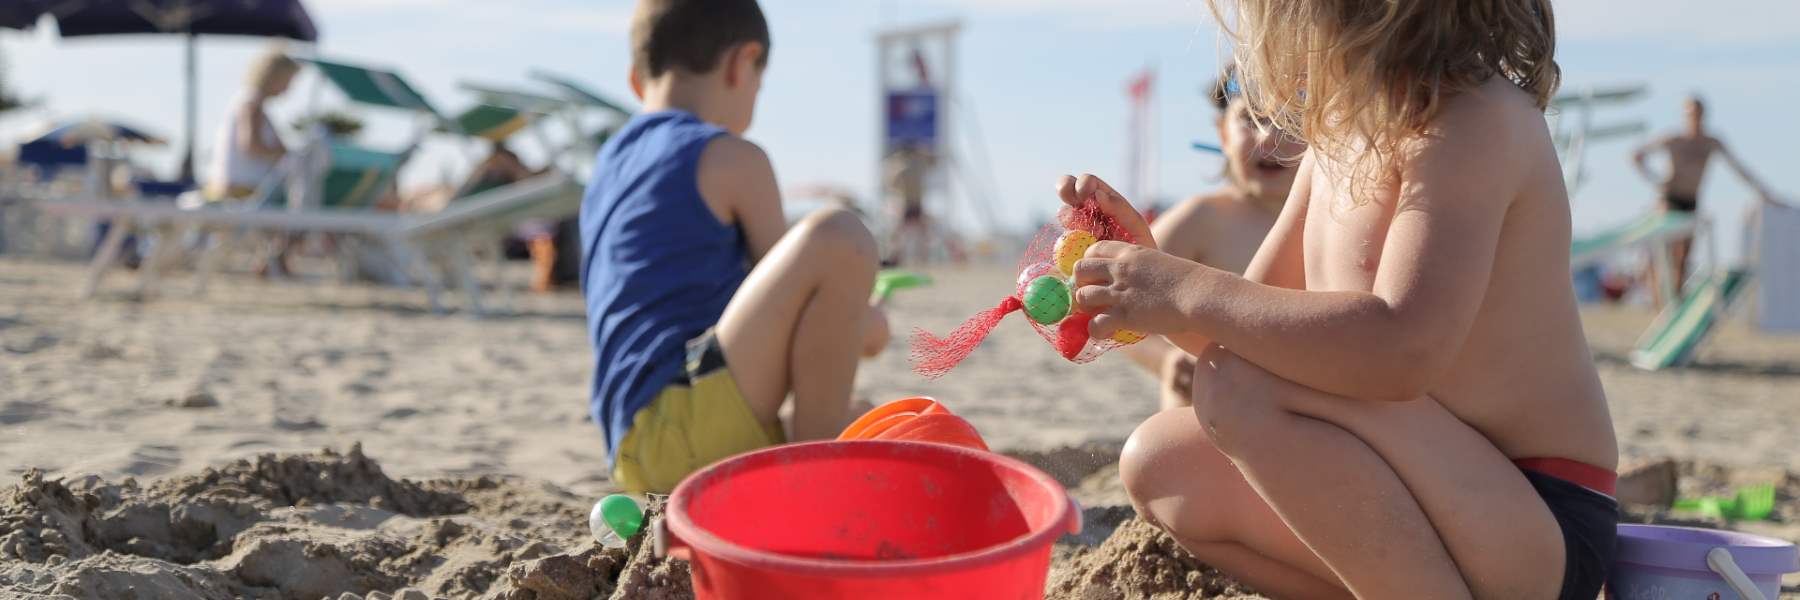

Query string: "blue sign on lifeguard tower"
[885, 89, 938, 149]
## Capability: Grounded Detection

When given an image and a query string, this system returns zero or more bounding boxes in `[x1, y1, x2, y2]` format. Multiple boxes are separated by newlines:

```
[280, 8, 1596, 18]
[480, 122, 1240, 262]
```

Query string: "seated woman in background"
[205, 49, 298, 201]
[204, 48, 299, 276]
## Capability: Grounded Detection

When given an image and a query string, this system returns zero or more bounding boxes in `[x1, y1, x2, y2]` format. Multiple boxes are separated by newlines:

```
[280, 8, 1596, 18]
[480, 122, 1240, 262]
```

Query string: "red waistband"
[1515, 457, 1617, 497]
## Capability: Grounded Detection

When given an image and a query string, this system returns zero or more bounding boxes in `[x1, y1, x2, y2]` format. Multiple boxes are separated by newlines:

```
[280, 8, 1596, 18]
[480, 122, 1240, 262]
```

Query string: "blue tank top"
[581, 110, 746, 463]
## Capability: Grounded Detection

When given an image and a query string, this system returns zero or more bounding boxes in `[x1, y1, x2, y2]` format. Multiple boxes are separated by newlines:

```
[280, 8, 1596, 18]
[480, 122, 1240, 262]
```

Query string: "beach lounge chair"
[45, 172, 581, 315]
[1629, 267, 1753, 370]
[1570, 211, 1698, 306]
[43, 56, 584, 314]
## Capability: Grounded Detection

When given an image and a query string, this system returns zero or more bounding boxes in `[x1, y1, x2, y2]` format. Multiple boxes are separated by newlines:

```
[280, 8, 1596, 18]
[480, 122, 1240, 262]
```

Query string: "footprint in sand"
[273, 415, 326, 431]
[121, 444, 181, 476]
[1, 333, 57, 354]
[0, 399, 66, 425]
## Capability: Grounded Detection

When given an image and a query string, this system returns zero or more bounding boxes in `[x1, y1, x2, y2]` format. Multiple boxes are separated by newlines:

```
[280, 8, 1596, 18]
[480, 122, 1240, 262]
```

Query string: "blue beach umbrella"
[2, 0, 319, 181]
[28, 118, 166, 147]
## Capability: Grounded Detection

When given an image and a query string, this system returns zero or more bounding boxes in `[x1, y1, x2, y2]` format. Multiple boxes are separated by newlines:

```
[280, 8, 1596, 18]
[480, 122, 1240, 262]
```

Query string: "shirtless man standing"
[1631, 96, 1775, 302]
[1127, 72, 1307, 409]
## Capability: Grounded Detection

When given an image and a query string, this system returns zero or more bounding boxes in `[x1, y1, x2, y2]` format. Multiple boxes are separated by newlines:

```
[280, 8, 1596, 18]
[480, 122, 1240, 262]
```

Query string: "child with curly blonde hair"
[1062, 1, 1618, 597]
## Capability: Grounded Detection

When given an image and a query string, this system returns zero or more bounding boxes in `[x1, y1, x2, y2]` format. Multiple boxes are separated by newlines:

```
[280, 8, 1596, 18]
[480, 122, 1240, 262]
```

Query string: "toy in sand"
[838, 396, 989, 450]
[909, 199, 1146, 378]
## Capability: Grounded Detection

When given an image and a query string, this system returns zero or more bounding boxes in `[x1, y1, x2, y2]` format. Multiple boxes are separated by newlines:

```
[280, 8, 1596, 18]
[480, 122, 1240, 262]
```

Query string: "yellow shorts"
[610, 330, 785, 494]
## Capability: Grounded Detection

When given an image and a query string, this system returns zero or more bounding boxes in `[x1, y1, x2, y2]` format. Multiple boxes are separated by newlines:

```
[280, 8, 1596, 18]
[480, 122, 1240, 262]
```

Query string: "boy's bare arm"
[1712, 138, 1775, 203]
[1074, 114, 1515, 403]
[697, 136, 788, 262]
[1631, 136, 1667, 185]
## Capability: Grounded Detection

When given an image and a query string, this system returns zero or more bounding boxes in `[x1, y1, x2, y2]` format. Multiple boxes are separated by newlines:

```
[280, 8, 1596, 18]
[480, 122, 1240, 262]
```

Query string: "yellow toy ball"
[1053, 230, 1098, 277]
[1110, 329, 1147, 345]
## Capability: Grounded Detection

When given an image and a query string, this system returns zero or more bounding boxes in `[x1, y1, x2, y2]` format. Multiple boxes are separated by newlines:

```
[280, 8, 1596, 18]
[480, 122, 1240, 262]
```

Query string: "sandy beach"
[2, 256, 1797, 598]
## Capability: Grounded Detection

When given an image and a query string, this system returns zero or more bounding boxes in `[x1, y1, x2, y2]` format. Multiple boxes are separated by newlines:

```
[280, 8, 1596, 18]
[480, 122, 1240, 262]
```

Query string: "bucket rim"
[665, 439, 1075, 577]
[1615, 524, 1800, 575]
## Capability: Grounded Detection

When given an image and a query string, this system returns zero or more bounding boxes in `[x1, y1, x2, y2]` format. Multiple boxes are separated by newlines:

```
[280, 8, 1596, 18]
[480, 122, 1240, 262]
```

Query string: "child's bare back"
[1299, 77, 1616, 472]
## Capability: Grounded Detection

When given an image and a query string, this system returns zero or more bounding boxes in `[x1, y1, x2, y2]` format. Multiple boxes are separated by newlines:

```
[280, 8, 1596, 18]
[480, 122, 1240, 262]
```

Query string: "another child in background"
[1066, 1, 1620, 598]
[582, 0, 889, 494]
[1124, 68, 1307, 410]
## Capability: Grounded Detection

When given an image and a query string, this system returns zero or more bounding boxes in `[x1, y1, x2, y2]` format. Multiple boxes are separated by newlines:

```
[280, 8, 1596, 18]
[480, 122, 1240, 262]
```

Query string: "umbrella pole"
[179, 33, 197, 183]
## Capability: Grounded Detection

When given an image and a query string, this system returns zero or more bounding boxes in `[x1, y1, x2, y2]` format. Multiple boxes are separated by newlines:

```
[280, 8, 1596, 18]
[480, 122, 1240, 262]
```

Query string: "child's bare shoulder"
[696, 134, 779, 223]
[1419, 78, 1545, 149]
[1164, 190, 1242, 224]
[1401, 78, 1549, 184]
[697, 134, 774, 180]
[1154, 191, 1233, 242]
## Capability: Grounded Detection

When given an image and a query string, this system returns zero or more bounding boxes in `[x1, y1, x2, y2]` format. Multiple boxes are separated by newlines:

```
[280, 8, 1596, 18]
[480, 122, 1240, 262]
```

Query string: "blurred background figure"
[204, 48, 298, 202]
[1631, 95, 1776, 306]
[882, 141, 962, 266]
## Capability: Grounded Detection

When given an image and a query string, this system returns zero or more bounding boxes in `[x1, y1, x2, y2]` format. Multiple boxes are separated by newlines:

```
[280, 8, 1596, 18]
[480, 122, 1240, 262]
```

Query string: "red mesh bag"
[909, 198, 1147, 379]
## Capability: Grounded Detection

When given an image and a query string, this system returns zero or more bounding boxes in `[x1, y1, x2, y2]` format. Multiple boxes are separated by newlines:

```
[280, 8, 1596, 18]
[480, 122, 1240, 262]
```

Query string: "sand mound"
[1048, 517, 1262, 600]
[3, 441, 1796, 599]
[0, 445, 688, 600]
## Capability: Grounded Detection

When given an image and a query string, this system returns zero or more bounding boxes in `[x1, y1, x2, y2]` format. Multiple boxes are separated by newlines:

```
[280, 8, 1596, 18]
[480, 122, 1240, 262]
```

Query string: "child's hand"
[1071, 240, 1202, 339]
[1056, 174, 1157, 250]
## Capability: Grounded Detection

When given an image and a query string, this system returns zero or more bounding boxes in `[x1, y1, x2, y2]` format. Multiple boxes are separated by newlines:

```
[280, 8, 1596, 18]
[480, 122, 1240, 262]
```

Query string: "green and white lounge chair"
[1629, 267, 1753, 370]
[1570, 211, 1697, 270]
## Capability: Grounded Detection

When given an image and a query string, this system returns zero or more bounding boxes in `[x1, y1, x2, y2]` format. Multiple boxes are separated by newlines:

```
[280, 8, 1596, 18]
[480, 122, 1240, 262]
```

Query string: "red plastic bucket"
[659, 440, 1079, 599]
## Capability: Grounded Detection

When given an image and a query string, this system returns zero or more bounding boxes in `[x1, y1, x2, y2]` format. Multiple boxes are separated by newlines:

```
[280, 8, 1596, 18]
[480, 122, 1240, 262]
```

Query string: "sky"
[3, 0, 1797, 261]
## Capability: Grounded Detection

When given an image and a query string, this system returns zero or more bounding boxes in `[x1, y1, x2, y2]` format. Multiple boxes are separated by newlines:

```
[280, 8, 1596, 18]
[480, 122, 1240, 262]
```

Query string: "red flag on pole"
[1126, 69, 1153, 105]
[1125, 68, 1154, 201]
[911, 48, 933, 88]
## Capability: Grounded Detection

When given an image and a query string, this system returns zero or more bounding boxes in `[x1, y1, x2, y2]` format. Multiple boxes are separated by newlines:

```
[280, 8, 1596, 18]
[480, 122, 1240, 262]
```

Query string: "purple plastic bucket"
[1607, 524, 1799, 600]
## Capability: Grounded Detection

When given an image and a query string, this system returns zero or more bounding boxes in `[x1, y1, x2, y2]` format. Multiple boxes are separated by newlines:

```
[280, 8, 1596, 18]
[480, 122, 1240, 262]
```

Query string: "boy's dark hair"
[632, 0, 770, 78]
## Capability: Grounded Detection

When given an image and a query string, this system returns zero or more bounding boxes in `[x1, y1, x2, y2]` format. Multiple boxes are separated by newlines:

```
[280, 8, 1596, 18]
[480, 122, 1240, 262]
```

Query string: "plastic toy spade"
[874, 269, 933, 304]
[1673, 483, 1776, 521]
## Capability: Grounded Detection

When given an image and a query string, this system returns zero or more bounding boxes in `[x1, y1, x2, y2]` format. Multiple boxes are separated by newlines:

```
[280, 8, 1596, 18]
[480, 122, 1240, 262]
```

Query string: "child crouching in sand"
[1065, 1, 1619, 598]
[583, 0, 888, 495]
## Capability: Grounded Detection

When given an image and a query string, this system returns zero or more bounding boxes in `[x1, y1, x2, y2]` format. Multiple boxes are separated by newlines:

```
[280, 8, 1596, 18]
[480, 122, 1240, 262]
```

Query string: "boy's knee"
[794, 207, 877, 264]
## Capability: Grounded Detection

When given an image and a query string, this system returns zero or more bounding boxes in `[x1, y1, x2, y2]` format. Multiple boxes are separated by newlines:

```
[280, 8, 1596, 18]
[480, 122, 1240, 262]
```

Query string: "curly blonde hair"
[1208, 0, 1560, 205]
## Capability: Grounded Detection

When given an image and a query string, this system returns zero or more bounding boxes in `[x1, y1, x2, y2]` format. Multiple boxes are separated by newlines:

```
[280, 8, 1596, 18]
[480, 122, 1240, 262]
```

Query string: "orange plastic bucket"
[659, 440, 1079, 599]
[837, 397, 989, 451]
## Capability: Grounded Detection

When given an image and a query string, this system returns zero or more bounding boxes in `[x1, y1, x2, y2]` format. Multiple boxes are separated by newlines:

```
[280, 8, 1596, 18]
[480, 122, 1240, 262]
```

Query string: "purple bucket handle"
[1707, 547, 1768, 600]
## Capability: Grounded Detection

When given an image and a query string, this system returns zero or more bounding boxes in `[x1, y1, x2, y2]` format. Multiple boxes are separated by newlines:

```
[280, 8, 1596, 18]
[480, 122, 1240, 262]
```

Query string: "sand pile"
[0, 445, 688, 600]
[2, 440, 1796, 599]
[1047, 517, 1262, 600]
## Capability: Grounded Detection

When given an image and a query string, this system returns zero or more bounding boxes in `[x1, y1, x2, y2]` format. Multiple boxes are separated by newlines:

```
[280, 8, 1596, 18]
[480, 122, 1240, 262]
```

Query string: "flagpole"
[180, 32, 197, 182]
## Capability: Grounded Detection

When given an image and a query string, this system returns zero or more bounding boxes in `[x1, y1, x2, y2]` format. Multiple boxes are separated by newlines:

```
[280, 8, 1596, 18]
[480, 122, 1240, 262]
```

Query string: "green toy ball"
[593, 494, 644, 541]
[1022, 275, 1072, 325]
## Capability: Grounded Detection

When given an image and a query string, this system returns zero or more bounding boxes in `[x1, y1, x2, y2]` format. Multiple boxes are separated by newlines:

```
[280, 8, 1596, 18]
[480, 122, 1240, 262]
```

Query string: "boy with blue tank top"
[583, 0, 890, 494]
